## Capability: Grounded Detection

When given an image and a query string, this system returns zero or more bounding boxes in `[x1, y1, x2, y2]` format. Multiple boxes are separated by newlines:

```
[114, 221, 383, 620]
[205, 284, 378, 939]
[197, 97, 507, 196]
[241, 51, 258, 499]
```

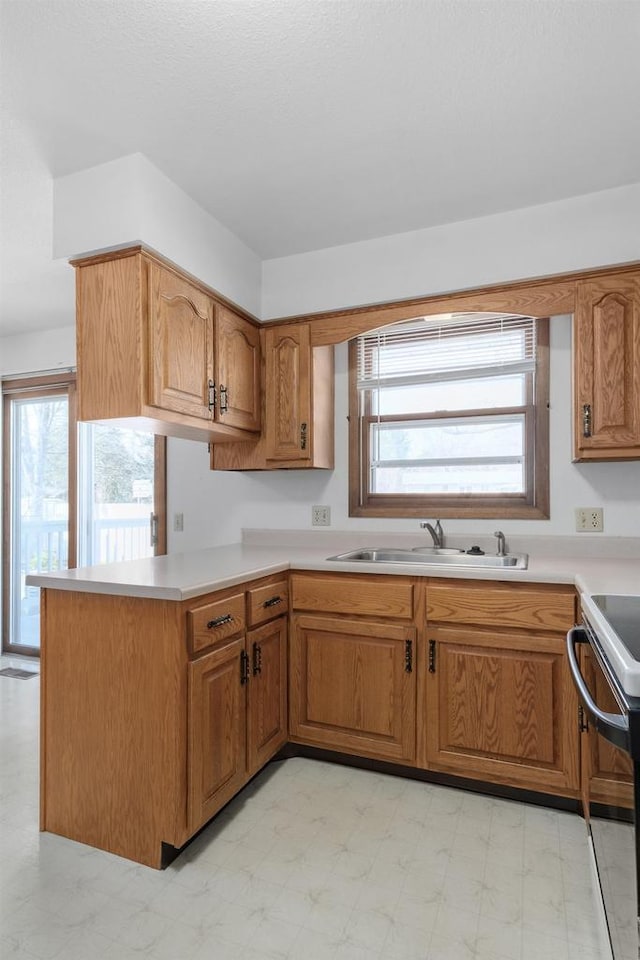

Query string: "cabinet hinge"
[219, 385, 228, 414]
[208, 379, 216, 411]
[428, 639, 436, 674]
[404, 639, 413, 673]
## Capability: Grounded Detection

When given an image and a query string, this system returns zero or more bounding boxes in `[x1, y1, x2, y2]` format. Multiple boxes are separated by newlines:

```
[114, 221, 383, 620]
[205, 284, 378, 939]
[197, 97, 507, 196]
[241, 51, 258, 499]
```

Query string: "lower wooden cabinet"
[289, 614, 416, 763]
[247, 618, 288, 776]
[580, 645, 633, 809]
[188, 615, 288, 834]
[420, 579, 579, 797]
[420, 625, 580, 797]
[188, 636, 247, 831]
[41, 569, 595, 870]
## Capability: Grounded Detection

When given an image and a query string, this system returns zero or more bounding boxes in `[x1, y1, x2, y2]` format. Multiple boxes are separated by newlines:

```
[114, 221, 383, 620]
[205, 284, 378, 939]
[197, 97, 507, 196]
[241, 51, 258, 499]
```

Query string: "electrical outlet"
[312, 505, 331, 527]
[575, 507, 603, 532]
[173, 512, 184, 532]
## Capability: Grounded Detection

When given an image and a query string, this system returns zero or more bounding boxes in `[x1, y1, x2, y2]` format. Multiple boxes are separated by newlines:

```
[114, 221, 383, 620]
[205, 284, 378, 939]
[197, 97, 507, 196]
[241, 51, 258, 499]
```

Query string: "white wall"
[167, 316, 640, 551]
[0, 325, 76, 376]
[54, 153, 262, 317]
[261, 183, 640, 318]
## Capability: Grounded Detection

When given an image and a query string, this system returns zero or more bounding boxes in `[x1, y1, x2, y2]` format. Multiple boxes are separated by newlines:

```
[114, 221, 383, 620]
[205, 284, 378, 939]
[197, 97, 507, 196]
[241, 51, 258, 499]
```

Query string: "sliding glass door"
[3, 382, 74, 653]
[2, 375, 166, 656]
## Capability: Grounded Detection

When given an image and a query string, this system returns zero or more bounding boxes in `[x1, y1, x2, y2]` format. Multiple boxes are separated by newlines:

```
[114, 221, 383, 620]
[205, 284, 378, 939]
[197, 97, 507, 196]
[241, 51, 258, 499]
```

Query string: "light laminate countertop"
[26, 540, 640, 601]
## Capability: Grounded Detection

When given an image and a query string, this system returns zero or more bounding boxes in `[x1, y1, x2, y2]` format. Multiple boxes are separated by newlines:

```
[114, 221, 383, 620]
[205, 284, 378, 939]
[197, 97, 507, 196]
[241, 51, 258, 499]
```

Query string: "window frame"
[348, 317, 550, 520]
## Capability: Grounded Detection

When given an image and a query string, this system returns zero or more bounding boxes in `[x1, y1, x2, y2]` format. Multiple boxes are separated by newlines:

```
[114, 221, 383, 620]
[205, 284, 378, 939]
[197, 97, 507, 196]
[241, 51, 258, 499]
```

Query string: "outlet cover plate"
[312, 505, 331, 527]
[575, 507, 604, 532]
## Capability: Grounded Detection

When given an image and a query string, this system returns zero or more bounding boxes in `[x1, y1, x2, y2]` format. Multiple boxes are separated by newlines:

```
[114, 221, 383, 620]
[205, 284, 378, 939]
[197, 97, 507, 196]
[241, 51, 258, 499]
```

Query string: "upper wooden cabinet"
[265, 323, 312, 461]
[74, 247, 261, 443]
[573, 272, 640, 460]
[148, 262, 215, 421]
[216, 306, 261, 432]
[210, 322, 334, 470]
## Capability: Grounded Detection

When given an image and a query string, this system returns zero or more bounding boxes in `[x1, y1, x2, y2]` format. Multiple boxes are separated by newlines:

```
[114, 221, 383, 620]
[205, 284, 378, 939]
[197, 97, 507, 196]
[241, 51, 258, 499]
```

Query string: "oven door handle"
[567, 627, 630, 753]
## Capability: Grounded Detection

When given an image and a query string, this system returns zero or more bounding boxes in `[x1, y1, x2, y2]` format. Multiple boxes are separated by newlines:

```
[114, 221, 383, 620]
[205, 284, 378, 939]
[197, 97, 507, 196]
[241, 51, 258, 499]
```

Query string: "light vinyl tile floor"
[0, 656, 609, 960]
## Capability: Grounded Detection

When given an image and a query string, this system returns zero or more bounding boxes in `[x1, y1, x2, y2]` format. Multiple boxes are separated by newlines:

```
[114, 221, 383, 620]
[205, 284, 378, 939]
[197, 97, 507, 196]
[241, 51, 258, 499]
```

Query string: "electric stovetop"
[582, 593, 640, 699]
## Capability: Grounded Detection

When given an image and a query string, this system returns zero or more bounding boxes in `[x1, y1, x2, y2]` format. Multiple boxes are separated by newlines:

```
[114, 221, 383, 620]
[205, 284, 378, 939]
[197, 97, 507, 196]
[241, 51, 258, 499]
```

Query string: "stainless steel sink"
[326, 547, 528, 569]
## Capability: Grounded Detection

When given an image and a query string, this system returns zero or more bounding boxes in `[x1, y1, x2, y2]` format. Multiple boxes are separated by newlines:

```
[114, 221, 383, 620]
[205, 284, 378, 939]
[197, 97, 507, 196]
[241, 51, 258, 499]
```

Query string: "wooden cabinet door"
[246, 618, 288, 775]
[216, 307, 261, 432]
[574, 274, 640, 459]
[290, 614, 416, 763]
[148, 263, 214, 420]
[423, 626, 580, 797]
[265, 323, 311, 462]
[580, 646, 633, 810]
[187, 637, 247, 832]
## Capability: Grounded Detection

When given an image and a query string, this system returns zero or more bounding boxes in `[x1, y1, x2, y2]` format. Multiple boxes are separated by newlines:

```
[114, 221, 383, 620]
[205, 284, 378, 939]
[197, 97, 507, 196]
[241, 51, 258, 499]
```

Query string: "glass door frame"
[2, 373, 167, 657]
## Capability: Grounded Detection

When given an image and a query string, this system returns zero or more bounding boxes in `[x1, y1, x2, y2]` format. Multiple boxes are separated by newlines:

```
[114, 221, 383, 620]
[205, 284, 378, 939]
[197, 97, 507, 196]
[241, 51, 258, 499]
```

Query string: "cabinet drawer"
[291, 574, 414, 619]
[188, 593, 245, 654]
[247, 579, 289, 627]
[426, 581, 575, 632]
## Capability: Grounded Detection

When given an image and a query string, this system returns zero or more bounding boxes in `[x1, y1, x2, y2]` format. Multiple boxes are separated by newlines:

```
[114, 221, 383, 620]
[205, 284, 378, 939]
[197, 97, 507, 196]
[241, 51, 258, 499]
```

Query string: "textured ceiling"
[1, 0, 639, 335]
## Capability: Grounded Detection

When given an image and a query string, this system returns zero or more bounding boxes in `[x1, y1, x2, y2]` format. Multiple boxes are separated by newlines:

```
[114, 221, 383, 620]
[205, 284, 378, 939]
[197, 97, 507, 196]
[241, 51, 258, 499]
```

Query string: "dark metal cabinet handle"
[566, 627, 629, 752]
[208, 380, 216, 411]
[404, 639, 413, 673]
[207, 613, 233, 629]
[149, 512, 158, 548]
[220, 385, 228, 413]
[582, 403, 592, 438]
[300, 422, 308, 450]
[263, 596, 283, 609]
[240, 650, 250, 685]
[252, 642, 262, 676]
[578, 704, 589, 734]
[428, 639, 436, 674]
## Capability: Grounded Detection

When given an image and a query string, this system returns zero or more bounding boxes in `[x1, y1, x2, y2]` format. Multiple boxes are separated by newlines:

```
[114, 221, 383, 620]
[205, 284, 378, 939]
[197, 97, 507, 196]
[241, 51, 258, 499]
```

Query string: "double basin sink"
[327, 546, 528, 569]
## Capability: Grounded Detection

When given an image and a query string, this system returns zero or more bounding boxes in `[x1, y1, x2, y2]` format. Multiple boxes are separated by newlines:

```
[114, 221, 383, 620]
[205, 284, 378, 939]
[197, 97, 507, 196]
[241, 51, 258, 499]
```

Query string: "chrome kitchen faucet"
[420, 519, 443, 548]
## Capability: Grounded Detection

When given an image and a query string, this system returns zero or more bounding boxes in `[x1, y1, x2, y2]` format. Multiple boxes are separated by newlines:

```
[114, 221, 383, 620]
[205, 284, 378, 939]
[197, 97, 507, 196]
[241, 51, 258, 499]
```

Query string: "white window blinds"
[357, 316, 537, 390]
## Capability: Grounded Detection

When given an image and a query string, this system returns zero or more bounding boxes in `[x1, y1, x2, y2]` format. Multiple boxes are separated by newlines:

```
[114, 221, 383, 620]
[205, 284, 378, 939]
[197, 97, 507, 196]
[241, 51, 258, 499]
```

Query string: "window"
[2, 374, 167, 655]
[349, 314, 549, 519]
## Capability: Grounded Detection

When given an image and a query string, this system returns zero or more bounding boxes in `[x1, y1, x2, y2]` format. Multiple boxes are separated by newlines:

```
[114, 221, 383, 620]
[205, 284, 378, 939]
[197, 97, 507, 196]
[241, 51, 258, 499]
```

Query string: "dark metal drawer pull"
[207, 613, 233, 629]
[263, 596, 283, 609]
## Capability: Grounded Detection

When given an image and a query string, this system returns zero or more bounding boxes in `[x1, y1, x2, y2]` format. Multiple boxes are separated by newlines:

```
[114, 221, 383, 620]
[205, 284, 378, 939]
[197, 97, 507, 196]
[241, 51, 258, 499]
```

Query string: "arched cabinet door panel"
[265, 324, 312, 462]
[573, 274, 640, 460]
[216, 307, 261, 433]
[148, 263, 215, 420]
